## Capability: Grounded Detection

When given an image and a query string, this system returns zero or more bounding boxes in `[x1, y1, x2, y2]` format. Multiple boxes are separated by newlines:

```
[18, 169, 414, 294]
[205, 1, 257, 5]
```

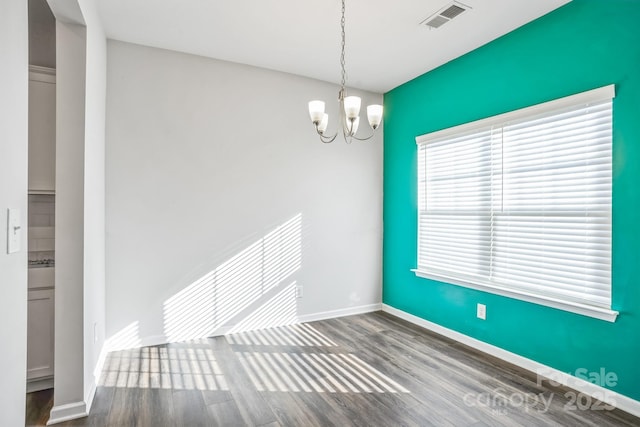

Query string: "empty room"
[2, 0, 640, 425]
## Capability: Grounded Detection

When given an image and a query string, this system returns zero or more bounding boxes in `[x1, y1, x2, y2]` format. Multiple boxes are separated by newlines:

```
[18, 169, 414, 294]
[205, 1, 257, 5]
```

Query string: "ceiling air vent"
[421, 1, 470, 29]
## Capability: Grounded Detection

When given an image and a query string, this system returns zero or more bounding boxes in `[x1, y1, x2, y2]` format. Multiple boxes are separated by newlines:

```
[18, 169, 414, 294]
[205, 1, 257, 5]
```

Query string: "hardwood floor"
[26, 388, 54, 426]
[27, 312, 640, 426]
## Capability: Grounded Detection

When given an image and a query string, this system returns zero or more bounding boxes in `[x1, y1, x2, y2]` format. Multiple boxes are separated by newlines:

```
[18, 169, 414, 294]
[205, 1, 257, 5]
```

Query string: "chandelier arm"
[340, 124, 356, 144]
[320, 134, 338, 144]
[320, 134, 338, 143]
[349, 132, 376, 142]
[344, 115, 352, 134]
[316, 126, 338, 143]
[342, 113, 376, 142]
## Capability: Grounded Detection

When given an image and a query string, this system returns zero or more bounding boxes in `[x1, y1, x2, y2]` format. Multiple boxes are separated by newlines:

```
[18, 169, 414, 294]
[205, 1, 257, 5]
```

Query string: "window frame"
[413, 85, 618, 322]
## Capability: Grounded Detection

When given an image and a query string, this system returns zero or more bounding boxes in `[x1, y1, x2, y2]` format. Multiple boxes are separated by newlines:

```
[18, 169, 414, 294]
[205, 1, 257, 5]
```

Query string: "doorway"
[26, 0, 56, 423]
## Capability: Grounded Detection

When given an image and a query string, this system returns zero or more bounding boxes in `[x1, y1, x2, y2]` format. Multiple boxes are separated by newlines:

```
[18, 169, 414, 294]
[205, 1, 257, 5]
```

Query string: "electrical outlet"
[477, 303, 486, 320]
[296, 285, 303, 299]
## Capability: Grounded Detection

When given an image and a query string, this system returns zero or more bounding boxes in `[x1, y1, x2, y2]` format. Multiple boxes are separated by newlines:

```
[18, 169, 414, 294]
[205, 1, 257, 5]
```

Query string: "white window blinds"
[416, 85, 615, 319]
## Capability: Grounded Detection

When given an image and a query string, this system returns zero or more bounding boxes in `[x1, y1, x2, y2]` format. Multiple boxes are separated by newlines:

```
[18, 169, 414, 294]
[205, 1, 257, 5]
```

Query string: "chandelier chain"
[307, 0, 381, 143]
[340, 0, 347, 91]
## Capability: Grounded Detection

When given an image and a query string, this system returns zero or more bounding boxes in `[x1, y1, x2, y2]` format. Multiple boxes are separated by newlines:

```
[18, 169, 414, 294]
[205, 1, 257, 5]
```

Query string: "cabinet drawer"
[28, 266, 54, 289]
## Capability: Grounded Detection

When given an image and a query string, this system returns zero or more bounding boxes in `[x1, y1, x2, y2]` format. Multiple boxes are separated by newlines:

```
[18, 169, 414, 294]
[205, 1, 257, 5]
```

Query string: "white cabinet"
[28, 265, 55, 289]
[27, 289, 55, 381]
[28, 66, 56, 193]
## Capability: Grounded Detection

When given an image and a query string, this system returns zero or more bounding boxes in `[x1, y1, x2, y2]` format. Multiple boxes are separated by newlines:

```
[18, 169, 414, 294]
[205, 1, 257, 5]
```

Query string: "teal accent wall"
[383, 0, 640, 401]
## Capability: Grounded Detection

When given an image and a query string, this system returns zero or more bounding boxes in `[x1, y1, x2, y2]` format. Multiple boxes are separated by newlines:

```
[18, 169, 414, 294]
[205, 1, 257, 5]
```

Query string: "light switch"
[7, 208, 21, 254]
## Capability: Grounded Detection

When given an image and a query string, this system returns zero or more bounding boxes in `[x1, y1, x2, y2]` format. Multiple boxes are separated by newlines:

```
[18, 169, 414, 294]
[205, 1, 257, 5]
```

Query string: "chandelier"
[307, 0, 383, 144]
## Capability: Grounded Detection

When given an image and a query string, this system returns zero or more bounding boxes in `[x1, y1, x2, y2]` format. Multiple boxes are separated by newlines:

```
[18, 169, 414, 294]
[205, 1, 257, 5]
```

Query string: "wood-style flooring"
[26, 312, 640, 426]
[26, 388, 54, 426]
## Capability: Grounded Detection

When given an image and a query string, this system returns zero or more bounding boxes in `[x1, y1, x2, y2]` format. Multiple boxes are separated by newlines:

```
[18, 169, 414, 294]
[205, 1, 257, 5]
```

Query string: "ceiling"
[96, 0, 570, 93]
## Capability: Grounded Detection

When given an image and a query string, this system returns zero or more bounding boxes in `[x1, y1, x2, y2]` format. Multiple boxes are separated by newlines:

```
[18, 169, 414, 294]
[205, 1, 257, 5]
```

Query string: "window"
[415, 85, 617, 322]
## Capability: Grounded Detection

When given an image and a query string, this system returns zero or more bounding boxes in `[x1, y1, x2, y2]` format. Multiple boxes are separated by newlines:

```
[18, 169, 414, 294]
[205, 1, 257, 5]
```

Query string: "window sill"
[412, 269, 619, 323]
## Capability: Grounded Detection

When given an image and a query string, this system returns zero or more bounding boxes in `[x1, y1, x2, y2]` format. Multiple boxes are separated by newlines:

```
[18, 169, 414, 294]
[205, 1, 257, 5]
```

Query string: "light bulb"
[343, 96, 361, 120]
[308, 100, 325, 124]
[347, 117, 360, 136]
[367, 104, 383, 129]
[318, 114, 329, 134]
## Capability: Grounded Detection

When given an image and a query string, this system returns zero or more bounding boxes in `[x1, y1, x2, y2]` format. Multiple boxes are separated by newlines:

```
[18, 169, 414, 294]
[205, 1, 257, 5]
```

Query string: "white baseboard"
[46, 401, 87, 425]
[106, 303, 383, 352]
[26, 377, 54, 393]
[46, 340, 106, 425]
[298, 303, 382, 324]
[84, 381, 97, 417]
[140, 335, 172, 349]
[382, 304, 640, 418]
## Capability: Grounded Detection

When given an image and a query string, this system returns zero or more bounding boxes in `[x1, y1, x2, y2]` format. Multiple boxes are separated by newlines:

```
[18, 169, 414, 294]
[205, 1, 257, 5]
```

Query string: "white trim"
[29, 65, 56, 83]
[105, 303, 383, 352]
[47, 401, 87, 425]
[381, 304, 640, 419]
[28, 190, 56, 196]
[297, 303, 382, 324]
[416, 84, 615, 145]
[47, 365, 99, 425]
[412, 270, 619, 322]
[29, 65, 56, 75]
[137, 335, 168, 349]
[26, 376, 54, 393]
[84, 381, 97, 416]
[47, 341, 103, 424]
[414, 86, 617, 322]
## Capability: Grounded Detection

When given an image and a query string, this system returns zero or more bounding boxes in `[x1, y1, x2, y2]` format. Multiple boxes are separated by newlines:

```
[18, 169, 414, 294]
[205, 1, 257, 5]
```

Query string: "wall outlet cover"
[477, 303, 486, 320]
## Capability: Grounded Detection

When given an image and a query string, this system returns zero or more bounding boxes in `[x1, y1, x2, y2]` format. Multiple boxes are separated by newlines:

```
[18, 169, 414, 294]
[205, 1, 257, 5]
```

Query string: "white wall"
[78, 0, 107, 407]
[0, 0, 29, 425]
[53, 19, 86, 411]
[105, 41, 383, 348]
[47, 0, 107, 422]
